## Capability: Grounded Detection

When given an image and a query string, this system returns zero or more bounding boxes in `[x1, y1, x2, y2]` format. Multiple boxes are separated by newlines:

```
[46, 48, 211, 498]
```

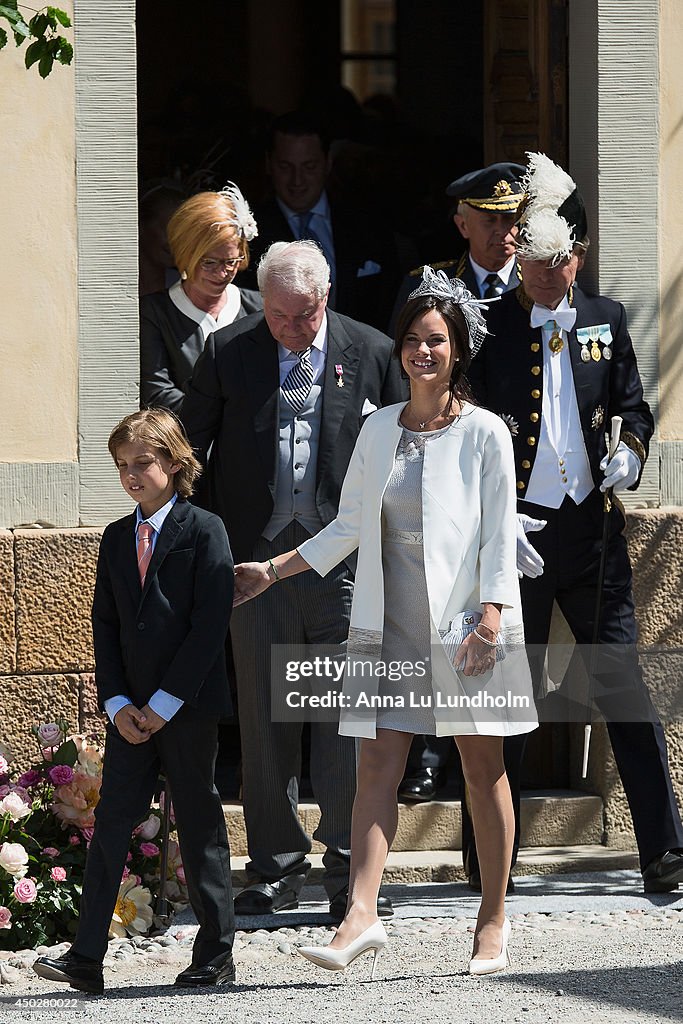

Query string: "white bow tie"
[530, 304, 577, 332]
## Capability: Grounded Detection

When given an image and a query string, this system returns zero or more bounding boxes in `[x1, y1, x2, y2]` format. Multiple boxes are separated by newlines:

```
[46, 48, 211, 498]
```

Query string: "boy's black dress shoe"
[32, 952, 104, 995]
[398, 767, 447, 802]
[175, 953, 236, 987]
[642, 851, 683, 893]
[234, 879, 299, 914]
[328, 889, 394, 924]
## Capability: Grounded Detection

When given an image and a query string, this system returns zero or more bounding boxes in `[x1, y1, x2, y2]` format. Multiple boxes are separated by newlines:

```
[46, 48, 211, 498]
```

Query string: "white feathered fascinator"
[218, 181, 258, 241]
[407, 265, 496, 357]
[515, 153, 587, 266]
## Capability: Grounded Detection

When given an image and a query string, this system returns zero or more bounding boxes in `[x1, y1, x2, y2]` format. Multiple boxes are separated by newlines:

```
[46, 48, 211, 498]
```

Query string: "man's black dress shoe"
[328, 889, 394, 924]
[175, 953, 236, 987]
[33, 952, 104, 994]
[642, 850, 683, 893]
[234, 879, 299, 914]
[398, 767, 447, 802]
[467, 869, 515, 895]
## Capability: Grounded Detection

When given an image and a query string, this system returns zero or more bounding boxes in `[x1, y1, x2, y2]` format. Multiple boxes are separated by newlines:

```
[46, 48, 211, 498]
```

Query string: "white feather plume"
[522, 152, 576, 212]
[218, 181, 258, 241]
[515, 208, 575, 266]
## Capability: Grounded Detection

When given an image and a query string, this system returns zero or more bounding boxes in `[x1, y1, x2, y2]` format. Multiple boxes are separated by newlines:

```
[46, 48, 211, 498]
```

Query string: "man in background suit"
[468, 153, 683, 894]
[396, 163, 527, 894]
[182, 240, 405, 919]
[241, 111, 399, 330]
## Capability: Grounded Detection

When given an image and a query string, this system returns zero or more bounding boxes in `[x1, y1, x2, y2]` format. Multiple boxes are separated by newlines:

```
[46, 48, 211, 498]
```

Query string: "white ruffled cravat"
[530, 304, 577, 331]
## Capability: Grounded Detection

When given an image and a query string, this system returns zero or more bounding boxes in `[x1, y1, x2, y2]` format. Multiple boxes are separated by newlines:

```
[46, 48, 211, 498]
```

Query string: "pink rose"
[139, 842, 160, 859]
[50, 866, 67, 882]
[69, 834, 81, 846]
[0, 755, 9, 777]
[0, 906, 11, 929]
[17, 770, 42, 789]
[0, 791, 32, 821]
[135, 814, 161, 841]
[41, 847, 60, 858]
[49, 765, 74, 786]
[121, 866, 130, 881]
[126, 851, 132, 863]
[13, 878, 37, 903]
[37, 723, 62, 747]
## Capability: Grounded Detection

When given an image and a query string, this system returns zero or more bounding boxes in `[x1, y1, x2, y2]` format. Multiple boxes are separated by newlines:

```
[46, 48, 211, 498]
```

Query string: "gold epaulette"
[516, 285, 533, 312]
[409, 259, 458, 277]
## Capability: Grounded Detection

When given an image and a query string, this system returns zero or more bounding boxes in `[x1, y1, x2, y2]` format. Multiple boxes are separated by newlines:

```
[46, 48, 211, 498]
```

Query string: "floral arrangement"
[0, 723, 188, 951]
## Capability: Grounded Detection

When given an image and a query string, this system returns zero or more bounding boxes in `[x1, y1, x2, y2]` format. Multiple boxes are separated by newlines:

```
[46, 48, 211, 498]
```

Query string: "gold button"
[531, 366, 541, 376]
[517, 481, 526, 490]
[562, 476, 568, 483]
[531, 389, 541, 399]
[530, 342, 540, 352]
[559, 459, 565, 466]
[522, 459, 531, 469]
[527, 436, 536, 446]
[530, 412, 539, 423]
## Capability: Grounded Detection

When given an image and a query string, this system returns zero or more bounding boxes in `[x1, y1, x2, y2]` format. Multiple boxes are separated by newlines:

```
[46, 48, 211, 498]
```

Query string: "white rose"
[0, 842, 29, 878]
[137, 814, 161, 841]
[0, 793, 31, 822]
[37, 723, 62, 746]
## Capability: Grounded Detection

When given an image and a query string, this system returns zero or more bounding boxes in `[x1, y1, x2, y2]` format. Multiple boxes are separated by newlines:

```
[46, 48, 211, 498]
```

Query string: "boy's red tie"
[136, 522, 154, 585]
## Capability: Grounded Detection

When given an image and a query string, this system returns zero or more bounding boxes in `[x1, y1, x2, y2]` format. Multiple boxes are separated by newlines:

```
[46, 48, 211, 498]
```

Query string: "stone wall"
[1, 513, 682, 854]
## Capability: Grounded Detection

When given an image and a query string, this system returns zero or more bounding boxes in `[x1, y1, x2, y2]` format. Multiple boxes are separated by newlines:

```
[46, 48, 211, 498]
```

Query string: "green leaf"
[24, 37, 45, 68]
[29, 13, 48, 37]
[0, 2, 20, 17]
[51, 738, 78, 766]
[47, 6, 71, 28]
[56, 38, 72, 64]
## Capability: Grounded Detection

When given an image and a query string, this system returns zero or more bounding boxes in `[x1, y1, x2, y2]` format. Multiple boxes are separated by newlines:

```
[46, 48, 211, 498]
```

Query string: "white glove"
[599, 441, 641, 492]
[516, 513, 547, 578]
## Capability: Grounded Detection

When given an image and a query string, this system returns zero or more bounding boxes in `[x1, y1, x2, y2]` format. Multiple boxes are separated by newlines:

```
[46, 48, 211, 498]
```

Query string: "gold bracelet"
[268, 558, 281, 582]
[476, 621, 498, 641]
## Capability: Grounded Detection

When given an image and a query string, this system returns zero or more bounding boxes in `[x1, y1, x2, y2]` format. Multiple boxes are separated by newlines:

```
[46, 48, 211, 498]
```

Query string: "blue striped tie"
[281, 348, 314, 413]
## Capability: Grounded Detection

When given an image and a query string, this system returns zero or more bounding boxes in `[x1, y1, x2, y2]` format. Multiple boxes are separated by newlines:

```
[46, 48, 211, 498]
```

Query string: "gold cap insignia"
[494, 180, 513, 197]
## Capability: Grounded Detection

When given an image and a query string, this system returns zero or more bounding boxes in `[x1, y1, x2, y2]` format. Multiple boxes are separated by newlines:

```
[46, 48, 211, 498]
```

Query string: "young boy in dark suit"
[34, 409, 236, 993]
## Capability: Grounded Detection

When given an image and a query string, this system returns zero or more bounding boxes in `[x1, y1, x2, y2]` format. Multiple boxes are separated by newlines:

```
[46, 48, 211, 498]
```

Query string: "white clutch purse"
[440, 610, 507, 665]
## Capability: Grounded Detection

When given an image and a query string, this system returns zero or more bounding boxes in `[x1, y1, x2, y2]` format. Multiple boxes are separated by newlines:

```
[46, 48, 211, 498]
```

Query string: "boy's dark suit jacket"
[92, 498, 234, 718]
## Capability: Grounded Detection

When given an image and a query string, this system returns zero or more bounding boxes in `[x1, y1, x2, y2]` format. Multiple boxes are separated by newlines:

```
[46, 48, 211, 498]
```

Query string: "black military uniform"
[467, 277, 683, 889]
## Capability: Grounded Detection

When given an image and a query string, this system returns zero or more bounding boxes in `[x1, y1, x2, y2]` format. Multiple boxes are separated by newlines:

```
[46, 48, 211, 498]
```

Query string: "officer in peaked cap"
[467, 153, 683, 896]
[390, 162, 526, 332]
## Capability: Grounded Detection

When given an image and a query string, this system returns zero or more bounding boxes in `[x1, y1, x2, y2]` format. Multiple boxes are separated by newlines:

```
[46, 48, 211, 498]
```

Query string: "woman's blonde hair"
[167, 191, 251, 282]
[108, 409, 202, 499]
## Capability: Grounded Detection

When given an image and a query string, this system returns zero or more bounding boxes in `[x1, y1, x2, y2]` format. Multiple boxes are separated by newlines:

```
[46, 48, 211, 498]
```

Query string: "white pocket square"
[361, 399, 378, 416]
[356, 260, 382, 278]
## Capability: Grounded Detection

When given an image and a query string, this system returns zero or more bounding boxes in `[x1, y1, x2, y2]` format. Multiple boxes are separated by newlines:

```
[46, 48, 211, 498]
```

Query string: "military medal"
[602, 332, 613, 360]
[591, 406, 605, 430]
[334, 363, 344, 387]
[548, 320, 564, 353]
[590, 340, 601, 361]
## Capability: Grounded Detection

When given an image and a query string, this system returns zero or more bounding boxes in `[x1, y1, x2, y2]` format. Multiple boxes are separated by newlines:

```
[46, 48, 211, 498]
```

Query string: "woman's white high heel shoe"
[468, 917, 511, 976]
[298, 920, 388, 980]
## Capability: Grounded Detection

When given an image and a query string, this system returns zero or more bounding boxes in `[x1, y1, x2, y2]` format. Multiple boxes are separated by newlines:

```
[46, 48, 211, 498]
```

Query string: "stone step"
[230, 845, 639, 886]
[223, 789, 604, 858]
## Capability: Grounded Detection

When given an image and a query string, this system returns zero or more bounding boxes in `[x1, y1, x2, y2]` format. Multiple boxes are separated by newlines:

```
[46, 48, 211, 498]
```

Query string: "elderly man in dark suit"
[468, 153, 683, 894]
[241, 111, 399, 331]
[182, 240, 405, 919]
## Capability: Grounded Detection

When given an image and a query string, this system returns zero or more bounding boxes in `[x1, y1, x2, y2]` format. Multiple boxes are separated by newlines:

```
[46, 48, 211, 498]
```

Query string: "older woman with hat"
[140, 184, 262, 412]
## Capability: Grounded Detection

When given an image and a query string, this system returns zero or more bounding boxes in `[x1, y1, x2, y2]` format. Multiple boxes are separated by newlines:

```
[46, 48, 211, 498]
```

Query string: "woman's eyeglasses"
[199, 256, 245, 272]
